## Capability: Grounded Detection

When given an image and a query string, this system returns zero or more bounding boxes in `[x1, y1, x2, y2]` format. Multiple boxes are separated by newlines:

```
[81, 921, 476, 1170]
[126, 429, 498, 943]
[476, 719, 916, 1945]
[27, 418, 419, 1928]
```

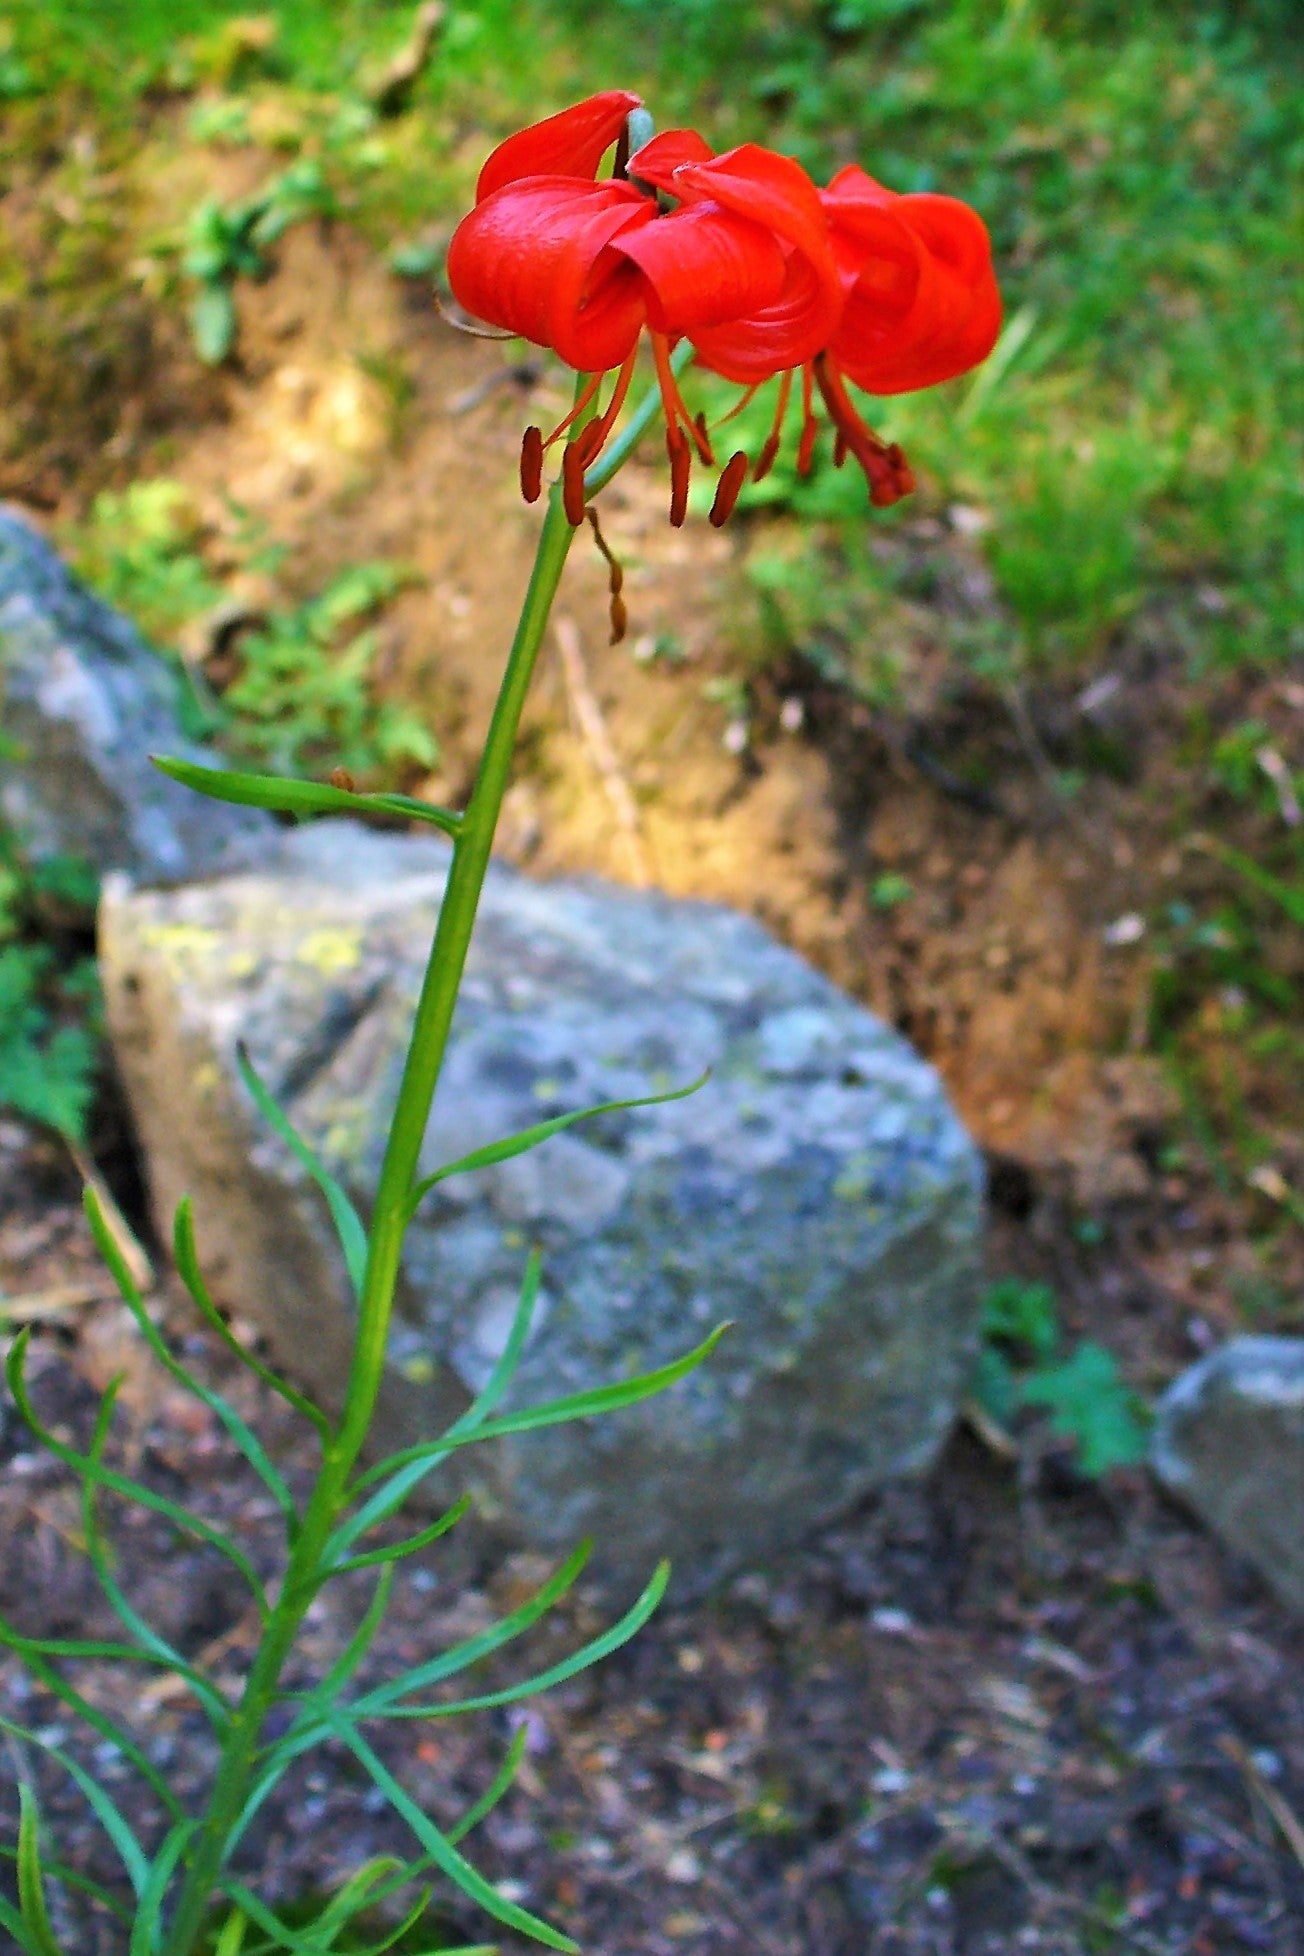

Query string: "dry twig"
[555, 614, 651, 887]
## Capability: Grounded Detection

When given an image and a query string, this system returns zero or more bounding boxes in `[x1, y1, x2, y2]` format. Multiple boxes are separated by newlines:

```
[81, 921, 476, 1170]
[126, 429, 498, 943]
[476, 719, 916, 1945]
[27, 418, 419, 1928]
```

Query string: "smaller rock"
[0, 506, 272, 900]
[1152, 1336, 1304, 1615]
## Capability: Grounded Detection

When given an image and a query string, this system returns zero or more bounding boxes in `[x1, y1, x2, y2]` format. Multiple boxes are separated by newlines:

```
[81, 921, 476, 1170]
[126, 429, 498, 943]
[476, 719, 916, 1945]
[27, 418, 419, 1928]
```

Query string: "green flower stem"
[163, 353, 677, 1954]
[162, 478, 579, 1956]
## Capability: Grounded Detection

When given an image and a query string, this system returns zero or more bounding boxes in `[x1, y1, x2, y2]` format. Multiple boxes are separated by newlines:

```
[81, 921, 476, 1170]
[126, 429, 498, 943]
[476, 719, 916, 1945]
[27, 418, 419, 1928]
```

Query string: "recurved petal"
[612, 202, 786, 333]
[624, 127, 715, 195]
[836, 203, 1000, 393]
[476, 90, 643, 202]
[672, 145, 844, 381]
[824, 172, 1001, 394]
[447, 177, 652, 373]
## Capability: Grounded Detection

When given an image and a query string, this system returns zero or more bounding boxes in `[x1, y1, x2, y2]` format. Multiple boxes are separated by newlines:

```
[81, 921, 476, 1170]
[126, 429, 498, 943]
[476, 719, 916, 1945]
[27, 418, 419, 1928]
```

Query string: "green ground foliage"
[0, 0, 1299, 1255]
[4, 0, 1299, 677]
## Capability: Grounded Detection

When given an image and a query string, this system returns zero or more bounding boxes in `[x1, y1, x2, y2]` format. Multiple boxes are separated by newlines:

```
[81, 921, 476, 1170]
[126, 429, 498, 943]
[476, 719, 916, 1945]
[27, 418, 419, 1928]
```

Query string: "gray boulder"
[1152, 1337, 1304, 1614]
[0, 505, 271, 896]
[101, 822, 984, 1593]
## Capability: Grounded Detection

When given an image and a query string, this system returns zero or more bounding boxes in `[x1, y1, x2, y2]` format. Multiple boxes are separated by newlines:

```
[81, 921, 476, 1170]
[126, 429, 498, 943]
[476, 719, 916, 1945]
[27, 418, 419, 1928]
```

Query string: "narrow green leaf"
[0, 1630, 183, 1839]
[174, 1198, 332, 1442]
[269, 1548, 591, 1798]
[303, 1566, 395, 1713]
[296, 1857, 404, 1942]
[324, 1719, 578, 1952]
[408, 1073, 708, 1215]
[331, 1252, 542, 1558]
[80, 1379, 232, 1733]
[151, 755, 461, 838]
[232, 1576, 398, 1853]
[448, 1724, 528, 1845]
[17, 1786, 68, 1956]
[210, 1908, 248, 1956]
[5, 1332, 268, 1619]
[370, 1561, 670, 1723]
[0, 1892, 46, 1956]
[349, 1324, 730, 1499]
[329, 1493, 472, 1577]
[352, 1543, 590, 1708]
[219, 1877, 439, 1956]
[0, 1713, 150, 1896]
[85, 1186, 299, 1544]
[128, 1817, 196, 1956]
[0, 1845, 133, 1928]
[236, 1044, 368, 1297]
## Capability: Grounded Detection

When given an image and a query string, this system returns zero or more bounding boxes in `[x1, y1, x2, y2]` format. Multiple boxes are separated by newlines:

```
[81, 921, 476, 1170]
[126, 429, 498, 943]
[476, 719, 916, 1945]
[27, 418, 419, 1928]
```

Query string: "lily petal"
[671, 145, 843, 381]
[476, 90, 643, 202]
[625, 127, 715, 195]
[448, 177, 653, 372]
[613, 203, 787, 334]
[823, 166, 1001, 393]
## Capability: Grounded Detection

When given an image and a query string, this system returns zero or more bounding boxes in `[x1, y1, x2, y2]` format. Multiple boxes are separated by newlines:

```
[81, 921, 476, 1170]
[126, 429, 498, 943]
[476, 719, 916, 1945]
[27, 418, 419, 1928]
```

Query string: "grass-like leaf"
[0, 1711, 151, 1896]
[228, 1574, 399, 1856]
[447, 1724, 529, 1845]
[0, 1844, 133, 1929]
[349, 1543, 590, 1708]
[264, 1550, 590, 1809]
[1207, 837, 1304, 929]
[151, 754, 462, 838]
[0, 1614, 185, 1830]
[364, 1561, 670, 1723]
[81, 1382, 232, 1734]
[325, 1250, 544, 1568]
[348, 1323, 730, 1503]
[323, 1717, 579, 1953]
[0, 1892, 48, 1956]
[128, 1816, 196, 1956]
[329, 1494, 472, 1578]
[236, 1043, 368, 1298]
[173, 1198, 332, 1443]
[407, 1072, 708, 1216]
[85, 1186, 299, 1544]
[5, 1332, 269, 1620]
[17, 1786, 68, 1956]
[219, 1876, 439, 1956]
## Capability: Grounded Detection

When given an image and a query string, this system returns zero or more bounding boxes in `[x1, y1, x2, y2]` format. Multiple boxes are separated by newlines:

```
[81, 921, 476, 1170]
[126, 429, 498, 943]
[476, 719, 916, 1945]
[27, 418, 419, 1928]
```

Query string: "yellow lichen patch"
[295, 927, 363, 975]
[140, 922, 222, 964]
[192, 1060, 223, 1100]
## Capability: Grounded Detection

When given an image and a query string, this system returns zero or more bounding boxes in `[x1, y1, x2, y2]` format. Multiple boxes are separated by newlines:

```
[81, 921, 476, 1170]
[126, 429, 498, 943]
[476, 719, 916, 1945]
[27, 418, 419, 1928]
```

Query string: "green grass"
[3, 0, 1300, 682]
[66, 482, 440, 782]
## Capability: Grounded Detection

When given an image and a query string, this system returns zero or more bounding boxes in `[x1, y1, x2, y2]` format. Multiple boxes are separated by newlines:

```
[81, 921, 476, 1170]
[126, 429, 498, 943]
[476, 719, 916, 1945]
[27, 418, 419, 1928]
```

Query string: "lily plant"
[1, 91, 999, 1956]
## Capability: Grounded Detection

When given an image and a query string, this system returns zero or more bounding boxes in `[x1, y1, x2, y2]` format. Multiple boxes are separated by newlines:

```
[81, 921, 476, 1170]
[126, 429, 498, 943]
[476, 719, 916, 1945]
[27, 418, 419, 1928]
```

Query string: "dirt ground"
[2, 202, 1303, 1952]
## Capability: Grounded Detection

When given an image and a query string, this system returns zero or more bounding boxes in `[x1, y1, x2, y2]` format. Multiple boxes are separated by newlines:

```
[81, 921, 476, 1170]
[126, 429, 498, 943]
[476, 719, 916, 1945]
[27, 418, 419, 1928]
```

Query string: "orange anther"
[519, 425, 544, 502]
[709, 450, 750, 527]
[562, 443, 588, 525]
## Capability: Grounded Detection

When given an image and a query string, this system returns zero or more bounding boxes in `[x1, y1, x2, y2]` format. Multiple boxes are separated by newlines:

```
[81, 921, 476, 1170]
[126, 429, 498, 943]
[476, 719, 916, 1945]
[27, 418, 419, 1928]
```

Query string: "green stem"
[162, 351, 679, 1953]
[162, 483, 578, 1956]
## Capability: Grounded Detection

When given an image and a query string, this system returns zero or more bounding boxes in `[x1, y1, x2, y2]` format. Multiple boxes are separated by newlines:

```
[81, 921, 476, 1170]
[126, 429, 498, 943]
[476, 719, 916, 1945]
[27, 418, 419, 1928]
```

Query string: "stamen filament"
[811, 354, 916, 508]
[752, 370, 792, 484]
[797, 363, 818, 477]
[542, 370, 606, 451]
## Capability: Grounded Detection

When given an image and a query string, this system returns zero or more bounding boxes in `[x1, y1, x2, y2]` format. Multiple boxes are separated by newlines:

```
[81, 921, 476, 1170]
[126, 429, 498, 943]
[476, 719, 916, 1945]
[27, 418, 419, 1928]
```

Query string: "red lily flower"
[822, 166, 1002, 395]
[446, 93, 1001, 525]
[447, 92, 842, 523]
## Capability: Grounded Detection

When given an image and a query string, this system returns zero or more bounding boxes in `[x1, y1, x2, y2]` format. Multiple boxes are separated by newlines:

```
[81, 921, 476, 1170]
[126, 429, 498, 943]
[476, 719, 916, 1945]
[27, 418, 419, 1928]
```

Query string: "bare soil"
[2, 204, 1302, 1953]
